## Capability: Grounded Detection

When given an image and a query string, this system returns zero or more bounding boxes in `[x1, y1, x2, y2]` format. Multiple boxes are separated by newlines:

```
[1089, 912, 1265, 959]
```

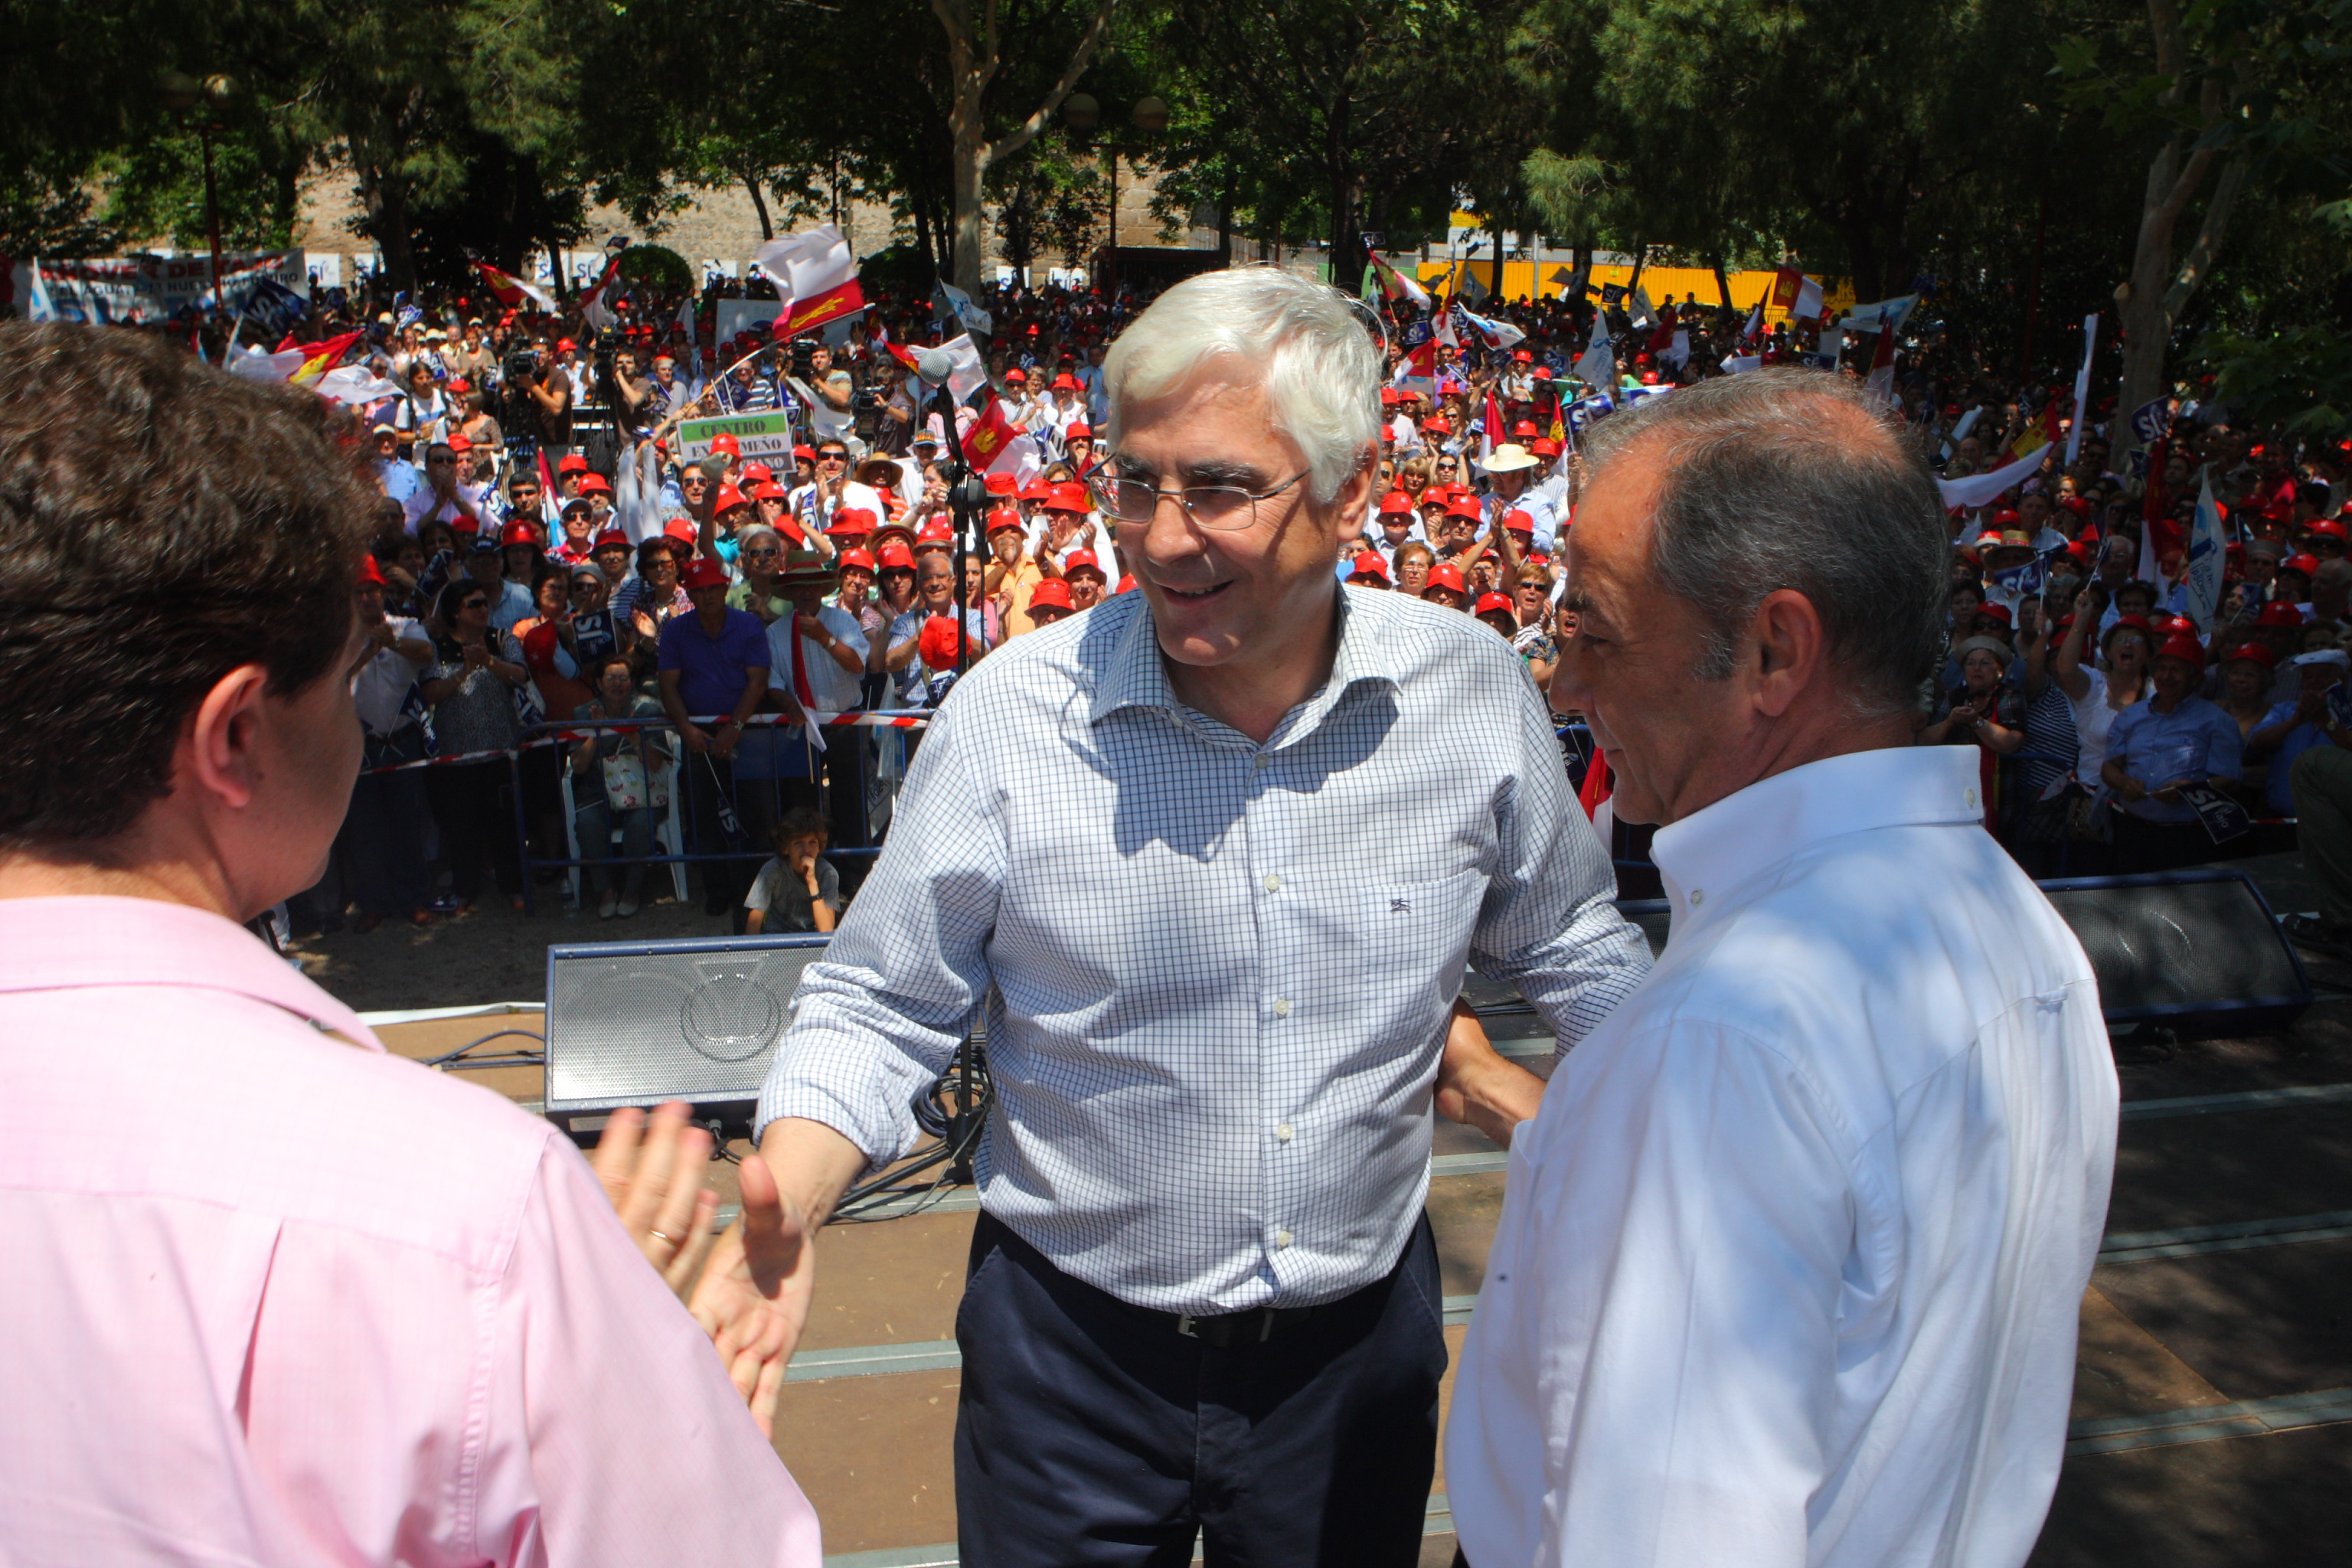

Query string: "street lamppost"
[157, 70, 239, 309]
[1061, 93, 1169, 292]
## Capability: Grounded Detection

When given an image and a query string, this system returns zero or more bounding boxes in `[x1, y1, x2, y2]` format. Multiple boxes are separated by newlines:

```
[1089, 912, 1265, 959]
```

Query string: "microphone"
[916, 349, 956, 388]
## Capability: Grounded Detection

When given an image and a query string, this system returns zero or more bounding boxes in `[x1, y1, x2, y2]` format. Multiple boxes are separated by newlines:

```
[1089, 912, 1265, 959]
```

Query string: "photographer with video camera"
[512, 341, 573, 466]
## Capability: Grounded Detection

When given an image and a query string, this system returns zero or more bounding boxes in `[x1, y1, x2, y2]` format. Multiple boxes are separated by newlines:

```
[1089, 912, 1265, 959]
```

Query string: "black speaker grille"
[544, 940, 827, 1112]
[2040, 879, 2301, 1013]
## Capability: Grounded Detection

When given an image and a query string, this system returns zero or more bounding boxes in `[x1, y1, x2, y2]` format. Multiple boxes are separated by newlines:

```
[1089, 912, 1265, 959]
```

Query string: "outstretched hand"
[689, 1150, 819, 1439]
[591, 1102, 721, 1298]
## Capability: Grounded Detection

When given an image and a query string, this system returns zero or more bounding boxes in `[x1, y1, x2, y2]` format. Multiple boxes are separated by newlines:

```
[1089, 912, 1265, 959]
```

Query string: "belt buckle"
[1175, 1313, 1199, 1340]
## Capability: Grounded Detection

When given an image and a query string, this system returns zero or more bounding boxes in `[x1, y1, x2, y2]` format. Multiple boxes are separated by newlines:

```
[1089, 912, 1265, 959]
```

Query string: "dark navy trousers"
[952, 1209, 1448, 1566]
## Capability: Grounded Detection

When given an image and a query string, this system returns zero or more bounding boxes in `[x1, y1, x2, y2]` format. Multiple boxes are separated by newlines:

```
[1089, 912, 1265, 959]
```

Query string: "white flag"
[2183, 471, 2226, 635]
[228, 345, 307, 384]
[1935, 443, 2048, 510]
[754, 224, 855, 300]
[1628, 286, 1656, 329]
[1573, 309, 1615, 397]
[313, 365, 410, 406]
[2064, 312, 2099, 467]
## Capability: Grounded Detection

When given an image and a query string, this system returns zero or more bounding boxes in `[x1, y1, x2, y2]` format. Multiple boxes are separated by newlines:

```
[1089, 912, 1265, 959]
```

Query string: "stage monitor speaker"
[2039, 870, 2310, 1035]
[1610, 868, 2309, 1037]
[542, 933, 830, 1139]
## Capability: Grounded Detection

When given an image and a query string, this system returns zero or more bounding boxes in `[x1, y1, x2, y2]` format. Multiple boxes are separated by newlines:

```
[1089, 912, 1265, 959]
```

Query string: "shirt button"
[1253, 754, 1271, 769]
[1276, 1123, 1294, 1142]
[1263, 872, 1283, 893]
[1965, 787, 1980, 809]
[1273, 998, 1292, 1018]
[1276, 1230, 1293, 1248]
[1690, 888, 1705, 906]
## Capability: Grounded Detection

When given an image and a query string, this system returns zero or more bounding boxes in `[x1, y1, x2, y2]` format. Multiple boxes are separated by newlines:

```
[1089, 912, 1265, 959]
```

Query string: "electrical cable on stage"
[831, 1048, 993, 1223]
[424, 1027, 547, 1073]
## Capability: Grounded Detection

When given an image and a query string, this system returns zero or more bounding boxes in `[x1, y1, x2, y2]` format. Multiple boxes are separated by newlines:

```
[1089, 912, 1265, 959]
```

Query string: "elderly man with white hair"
[715, 266, 1652, 1563]
[1445, 371, 2118, 1568]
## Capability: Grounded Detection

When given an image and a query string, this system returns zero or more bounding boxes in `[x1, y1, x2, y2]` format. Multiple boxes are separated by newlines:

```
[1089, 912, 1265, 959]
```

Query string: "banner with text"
[9, 250, 309, 324]
[675, 410, 799, 464]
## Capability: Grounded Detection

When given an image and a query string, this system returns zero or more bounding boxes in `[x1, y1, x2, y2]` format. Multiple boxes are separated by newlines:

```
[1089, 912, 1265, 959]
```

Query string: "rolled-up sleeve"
[1470, 678, 1652, 1054]
[755, 702, 1007, 1164]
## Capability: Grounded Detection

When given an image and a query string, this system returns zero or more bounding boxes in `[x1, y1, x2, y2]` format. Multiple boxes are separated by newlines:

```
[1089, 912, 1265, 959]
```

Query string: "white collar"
[1648, 746, 1983, 940]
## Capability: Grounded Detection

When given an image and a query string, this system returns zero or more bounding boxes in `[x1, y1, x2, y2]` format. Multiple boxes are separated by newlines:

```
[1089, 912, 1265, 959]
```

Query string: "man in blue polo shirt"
[2249, 648, 2350, 813]
[658, 557, 776, 920]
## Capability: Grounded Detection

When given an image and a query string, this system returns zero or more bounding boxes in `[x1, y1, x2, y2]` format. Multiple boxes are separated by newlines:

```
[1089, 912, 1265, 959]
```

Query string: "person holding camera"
[518, 343, 574, 466]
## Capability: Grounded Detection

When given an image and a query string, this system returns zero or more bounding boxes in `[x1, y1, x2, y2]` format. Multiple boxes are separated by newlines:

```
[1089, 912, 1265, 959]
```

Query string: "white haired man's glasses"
[1087, 468, 1309, 531]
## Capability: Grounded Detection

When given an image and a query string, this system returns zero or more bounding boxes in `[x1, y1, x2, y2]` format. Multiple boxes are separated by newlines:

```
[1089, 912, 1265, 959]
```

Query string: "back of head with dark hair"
[0, 322, 375, 847]
[1576, 369, 1949, 719]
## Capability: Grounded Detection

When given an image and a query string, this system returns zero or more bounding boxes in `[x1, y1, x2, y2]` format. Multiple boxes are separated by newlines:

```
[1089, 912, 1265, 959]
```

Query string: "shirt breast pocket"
[1357, 867, 1488, 1032]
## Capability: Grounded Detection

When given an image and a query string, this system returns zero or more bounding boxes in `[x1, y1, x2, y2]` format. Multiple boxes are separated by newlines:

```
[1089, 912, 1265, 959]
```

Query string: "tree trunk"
[933, 0, 1122, 299]
[358, 164, 416, 296]
[1490, 221, 1506, 303]
[1710, 252, 1735, 322]
[743, 171, 773, 241]
[1625, 240, 1647, 296]
[2116, 123, 2252, 462]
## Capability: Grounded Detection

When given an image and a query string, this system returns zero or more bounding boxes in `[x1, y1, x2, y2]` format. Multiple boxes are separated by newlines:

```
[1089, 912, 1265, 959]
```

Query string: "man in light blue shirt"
[710, 269, 1650, 1566]
[2102, 631, 2244, 870]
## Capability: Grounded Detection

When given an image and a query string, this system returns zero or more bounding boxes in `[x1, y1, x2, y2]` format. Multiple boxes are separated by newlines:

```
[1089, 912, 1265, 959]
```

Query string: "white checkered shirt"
[757, 583, 1651, 1314]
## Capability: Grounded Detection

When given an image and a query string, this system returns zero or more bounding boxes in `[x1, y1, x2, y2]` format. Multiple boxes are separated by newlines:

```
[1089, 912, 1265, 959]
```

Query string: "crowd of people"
[145, 250, 2352, 946]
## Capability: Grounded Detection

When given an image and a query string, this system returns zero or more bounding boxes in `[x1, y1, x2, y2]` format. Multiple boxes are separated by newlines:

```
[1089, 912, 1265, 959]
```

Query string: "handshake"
[589, 1102, 812, 1436]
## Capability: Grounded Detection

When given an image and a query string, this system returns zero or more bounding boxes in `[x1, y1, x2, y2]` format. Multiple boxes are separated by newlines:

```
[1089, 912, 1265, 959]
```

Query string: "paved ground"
[357, 850, 2352, 1566]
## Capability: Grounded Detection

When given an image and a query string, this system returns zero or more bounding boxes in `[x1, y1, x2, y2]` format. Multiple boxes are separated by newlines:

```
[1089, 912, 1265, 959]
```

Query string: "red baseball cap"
[741, 462, 773, 484]
[1512, 420, 1540, 438]
[986, 508, 1024, 537]
[1424, 563, 1468, 596]
[1475, 592, 1516, 617]
[2154, 633, 2206, 668]
[2256, 602, 2308, 627]
[1348, 552, 1390, 580]
[750, 482, 786, 501]
[1972, 601, 2013, 627]
[499, 521, 541, 547]
[710, 433, 741, 457]
[1028, 577, 1075, 612]
[2282, 554, 2321, 578]
[836, 547, 877, 573]
[1065, 423, 1093, 442]
[2224, 642, 2278, 668]
[985, 472, 1018, 498]
[1046, 482, 1092, 515]
[914, 520, 954, 552]
[2102, 613, 2155, 645]
[714, 485, 752, 514]
[1503, 510, 1535, 536]
[877, 544, 917, 571]
[1446, 498, 1484, 521]
[1377, 492, 1414, 516]
[2307, 518, 2348, 543]
[577, 472, 612, 495]
[918, 615, 965, 666]
[1003, 368, 1028, 384]
[1421, 416, 1450, 434]
[828, 507, 877, 535]
[1021, 478, 1054, 501]
[446, 433, 472, 453]
[1115, 573, 1138, 594]
[356, 555, 387, 586]
[1063, 549, 1106, 581]
[680, 557, 730, 590]
[557, 453, 590, 473]
[663, 517, 698, 542]
[592, 528, 630, 551]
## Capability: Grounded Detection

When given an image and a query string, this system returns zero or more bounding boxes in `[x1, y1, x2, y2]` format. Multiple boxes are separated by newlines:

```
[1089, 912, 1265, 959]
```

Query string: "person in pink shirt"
[0, 322, 819, 1568]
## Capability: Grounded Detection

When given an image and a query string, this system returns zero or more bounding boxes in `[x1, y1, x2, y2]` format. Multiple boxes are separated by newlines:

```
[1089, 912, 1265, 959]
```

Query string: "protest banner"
[675, 410, 799, 463]
[11, 250, 308, 324]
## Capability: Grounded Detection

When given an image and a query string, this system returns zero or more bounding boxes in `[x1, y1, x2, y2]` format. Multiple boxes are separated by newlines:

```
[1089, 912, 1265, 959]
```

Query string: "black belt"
[1142, 1301, 1322, 1348]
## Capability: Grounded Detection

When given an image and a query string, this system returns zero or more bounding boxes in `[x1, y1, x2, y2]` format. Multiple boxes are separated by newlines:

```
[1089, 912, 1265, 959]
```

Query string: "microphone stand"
[922, 363, 989, 1181]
